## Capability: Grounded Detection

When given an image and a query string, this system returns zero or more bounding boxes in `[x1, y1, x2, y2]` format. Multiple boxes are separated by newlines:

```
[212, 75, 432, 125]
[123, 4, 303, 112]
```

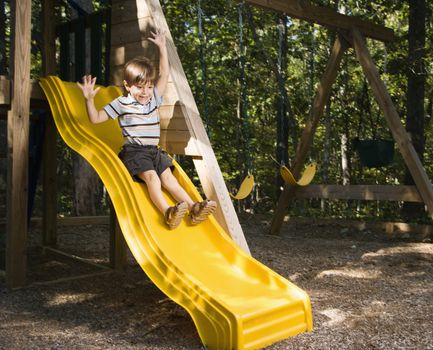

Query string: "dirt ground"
[1, 214, 432, 349]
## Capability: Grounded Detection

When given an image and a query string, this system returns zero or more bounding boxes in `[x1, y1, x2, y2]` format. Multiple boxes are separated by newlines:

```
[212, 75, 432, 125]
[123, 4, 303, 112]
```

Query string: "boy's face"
[124, 80, 154, 105]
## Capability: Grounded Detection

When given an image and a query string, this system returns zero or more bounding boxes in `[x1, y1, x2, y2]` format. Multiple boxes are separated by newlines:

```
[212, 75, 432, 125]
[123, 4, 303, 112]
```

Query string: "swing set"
[261, 0, 433, 235]
[197, 1, 318, 200]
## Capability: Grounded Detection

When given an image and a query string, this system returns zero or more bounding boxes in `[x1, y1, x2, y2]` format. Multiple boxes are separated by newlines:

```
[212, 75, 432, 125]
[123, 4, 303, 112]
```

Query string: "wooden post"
[42, 0, 58, 246]
[42, 0, 56, 74]
[351, 28, 433, 219]
[269, 36, 347, 235]
[58, 25, 70, 80]
[6, 0, 32, 288]
[90, 12, 103, 82]
[73, 18, 86, 82]
[146, 0, 250, 254]
[109, 204, 128, 270]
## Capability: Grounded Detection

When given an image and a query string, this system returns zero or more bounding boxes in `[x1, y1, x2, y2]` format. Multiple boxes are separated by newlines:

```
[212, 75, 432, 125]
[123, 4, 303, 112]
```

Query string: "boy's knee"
[140, 171, 160, 184]
[161, 172, 178, 188]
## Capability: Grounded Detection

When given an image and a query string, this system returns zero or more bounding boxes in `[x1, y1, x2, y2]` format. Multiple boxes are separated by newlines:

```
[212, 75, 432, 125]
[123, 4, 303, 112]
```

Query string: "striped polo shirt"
[103, 88, 163, 146]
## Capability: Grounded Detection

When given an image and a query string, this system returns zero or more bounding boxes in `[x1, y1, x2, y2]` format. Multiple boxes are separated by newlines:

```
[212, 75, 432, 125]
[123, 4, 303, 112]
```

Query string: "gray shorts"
[118, 144, 173, 182]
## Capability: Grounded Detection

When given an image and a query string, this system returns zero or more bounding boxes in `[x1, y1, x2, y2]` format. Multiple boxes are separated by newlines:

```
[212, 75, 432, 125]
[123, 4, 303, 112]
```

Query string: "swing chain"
[238, 2, 252, 176]
[197, 0, 210, 135]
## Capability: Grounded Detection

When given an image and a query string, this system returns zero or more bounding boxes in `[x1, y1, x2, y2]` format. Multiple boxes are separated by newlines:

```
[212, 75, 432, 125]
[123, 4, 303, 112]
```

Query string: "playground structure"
[3, 0, 254, 290]
[3, 0, 314, 348]
[2, 0, 432, 347]
[2, 0, 430, 282]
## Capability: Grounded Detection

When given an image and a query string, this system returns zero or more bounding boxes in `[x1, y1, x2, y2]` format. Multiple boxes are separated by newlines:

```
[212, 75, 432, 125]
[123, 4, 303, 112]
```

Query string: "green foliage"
[162, 0, 432, 221]
[1, 0, 431, 222]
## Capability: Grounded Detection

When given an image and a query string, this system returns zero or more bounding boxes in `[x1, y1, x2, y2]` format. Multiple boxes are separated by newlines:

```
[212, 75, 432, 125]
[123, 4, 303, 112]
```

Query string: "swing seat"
[229, 175, 255, 200]
[353, 138, 394, 168]
[280, 163, 316, 186]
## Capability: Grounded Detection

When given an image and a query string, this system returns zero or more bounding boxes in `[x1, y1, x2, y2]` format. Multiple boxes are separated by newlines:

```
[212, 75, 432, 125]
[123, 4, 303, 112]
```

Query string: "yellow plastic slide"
[40, 76, 312, 350]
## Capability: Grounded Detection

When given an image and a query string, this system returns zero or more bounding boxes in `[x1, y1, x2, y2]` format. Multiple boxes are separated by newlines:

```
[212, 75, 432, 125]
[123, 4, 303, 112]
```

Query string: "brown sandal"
[165, 201, 188, 229]
[190, 200, 217, 225]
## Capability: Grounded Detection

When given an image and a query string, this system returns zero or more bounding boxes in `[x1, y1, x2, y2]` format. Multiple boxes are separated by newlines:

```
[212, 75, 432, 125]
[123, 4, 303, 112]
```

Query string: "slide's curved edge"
[40, 76, 313, 349]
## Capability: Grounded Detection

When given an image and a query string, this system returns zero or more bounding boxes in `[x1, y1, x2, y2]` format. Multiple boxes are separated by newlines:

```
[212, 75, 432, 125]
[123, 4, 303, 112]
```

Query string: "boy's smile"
[125, 81, 154, 105]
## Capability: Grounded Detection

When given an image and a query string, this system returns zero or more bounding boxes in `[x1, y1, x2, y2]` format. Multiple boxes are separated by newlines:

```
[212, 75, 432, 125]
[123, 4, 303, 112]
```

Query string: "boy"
[77, 29, 216, 229]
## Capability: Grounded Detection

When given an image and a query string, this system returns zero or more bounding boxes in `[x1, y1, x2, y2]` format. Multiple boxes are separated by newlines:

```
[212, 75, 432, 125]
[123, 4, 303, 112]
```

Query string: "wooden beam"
[146, 0, 250, 254]
[42, 0, 56, 75]
[29, 270, 113, 287]
[111, 0, 152, 24]
[6, 0, 32, 288]
[110, 16, 154, 47]
[33, 215, 110, 227]
[159, 130, 201, 156]
[0, 76, 9, 104]
[0, 216, 111, 231]
[109, 205, 128, 270]
[270, 36, 347, 235]
[42, 0, 58, 246]
[286, 217, 433, 239]
[350, 28, 433, 219]
[43, 246, 110, 270]
[0, 78, 46, 105]
[294, 185, 423, 202]
[42, 113, 57, 246]
[244, 0, 394, 42]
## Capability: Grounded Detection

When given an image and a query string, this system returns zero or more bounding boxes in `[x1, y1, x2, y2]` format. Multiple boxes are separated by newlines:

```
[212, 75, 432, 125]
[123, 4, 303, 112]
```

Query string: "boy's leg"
[160, 168, 217, 225]
[138, 169, 188, 229]
[160, 168, 195, 209]
[137, 170, 170, 214]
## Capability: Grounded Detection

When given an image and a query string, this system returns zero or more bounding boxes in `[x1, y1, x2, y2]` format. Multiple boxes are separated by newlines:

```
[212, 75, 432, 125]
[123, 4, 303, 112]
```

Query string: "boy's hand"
[149, 28, 169, 96]
[77, 75, 101, 100]
[148, 29, 166, 49]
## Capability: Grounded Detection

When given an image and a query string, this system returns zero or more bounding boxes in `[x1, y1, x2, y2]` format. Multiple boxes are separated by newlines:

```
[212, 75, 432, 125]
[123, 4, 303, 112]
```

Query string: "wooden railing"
[294, 184, 423, 202]
[56, 9, 111, 84]
[0, 5, 111, 101]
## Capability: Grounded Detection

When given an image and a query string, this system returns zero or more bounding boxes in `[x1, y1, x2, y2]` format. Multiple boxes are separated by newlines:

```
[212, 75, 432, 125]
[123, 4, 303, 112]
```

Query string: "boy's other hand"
[77, 75, 101, 100]
[148, 29, 166, 48]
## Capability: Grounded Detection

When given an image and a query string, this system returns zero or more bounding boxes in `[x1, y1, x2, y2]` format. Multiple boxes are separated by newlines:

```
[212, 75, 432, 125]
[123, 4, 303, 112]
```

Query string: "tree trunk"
[66, 0, 101, 216]
[321, 99, 331, 211]
[402, 0, 426, 219]
[72, 153, 99, 216]
[341, 133, 349, 185]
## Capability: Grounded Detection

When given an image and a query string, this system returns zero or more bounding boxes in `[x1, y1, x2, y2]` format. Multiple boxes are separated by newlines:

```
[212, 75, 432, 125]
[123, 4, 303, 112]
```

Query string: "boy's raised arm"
[77, 75, 109, 124]
[148, 29, 169, 97]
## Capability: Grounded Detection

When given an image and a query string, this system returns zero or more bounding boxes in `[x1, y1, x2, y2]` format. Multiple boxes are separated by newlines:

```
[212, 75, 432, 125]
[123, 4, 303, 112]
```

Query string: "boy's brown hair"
[123, 57, 157, 90]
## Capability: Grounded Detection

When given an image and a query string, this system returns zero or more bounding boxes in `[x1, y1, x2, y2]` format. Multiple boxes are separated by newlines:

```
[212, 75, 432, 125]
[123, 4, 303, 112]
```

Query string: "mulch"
[1, 214, 432, 349]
